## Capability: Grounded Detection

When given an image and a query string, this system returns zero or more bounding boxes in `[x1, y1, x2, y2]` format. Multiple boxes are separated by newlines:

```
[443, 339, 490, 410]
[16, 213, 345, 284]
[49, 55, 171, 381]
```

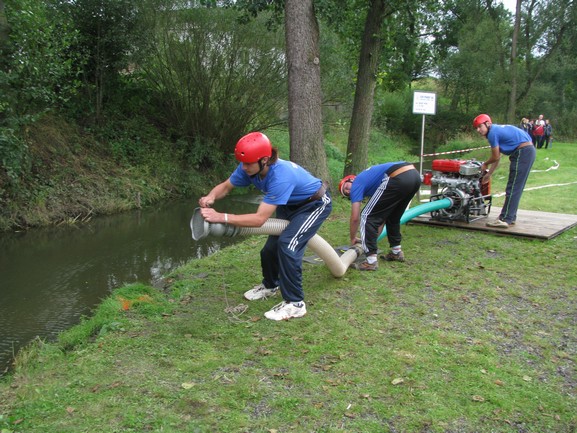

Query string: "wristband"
[224, 213, 228, 224]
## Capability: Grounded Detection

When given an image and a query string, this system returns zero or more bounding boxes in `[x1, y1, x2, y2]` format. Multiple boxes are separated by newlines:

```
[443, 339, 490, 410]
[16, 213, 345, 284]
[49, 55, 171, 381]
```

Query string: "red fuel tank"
[432, 159, 466, 173]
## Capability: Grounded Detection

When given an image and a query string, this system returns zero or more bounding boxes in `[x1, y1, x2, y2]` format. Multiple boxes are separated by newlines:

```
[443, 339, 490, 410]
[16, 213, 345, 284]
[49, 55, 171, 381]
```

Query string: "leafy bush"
[0, 126, 29, 185]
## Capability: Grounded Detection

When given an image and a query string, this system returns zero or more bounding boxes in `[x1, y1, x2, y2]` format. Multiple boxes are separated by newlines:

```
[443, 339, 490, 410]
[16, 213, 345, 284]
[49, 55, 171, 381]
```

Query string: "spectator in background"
[520, 118, 532, 135]
[532, 119, 545, 148]
[543, 119, 553, 149]
[535, 114, 545, 126]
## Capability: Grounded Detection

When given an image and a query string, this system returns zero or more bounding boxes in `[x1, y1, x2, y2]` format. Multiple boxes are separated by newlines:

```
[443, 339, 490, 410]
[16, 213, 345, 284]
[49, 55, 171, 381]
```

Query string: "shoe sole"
[244, 289, 279, 301]
[264, 312, 307, 321]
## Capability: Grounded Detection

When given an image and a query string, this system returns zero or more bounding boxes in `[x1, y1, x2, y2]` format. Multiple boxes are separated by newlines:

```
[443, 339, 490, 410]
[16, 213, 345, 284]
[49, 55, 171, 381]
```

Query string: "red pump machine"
[422, 159, 492, 223]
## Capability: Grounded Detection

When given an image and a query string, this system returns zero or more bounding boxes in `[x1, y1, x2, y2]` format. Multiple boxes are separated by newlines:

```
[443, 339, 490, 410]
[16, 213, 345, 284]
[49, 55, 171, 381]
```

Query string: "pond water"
[0, 195, 259, 375]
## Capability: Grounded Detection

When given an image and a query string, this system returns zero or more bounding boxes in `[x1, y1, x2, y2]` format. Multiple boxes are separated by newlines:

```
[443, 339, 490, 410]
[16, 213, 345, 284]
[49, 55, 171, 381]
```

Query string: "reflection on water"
[0, 195, 258, 374]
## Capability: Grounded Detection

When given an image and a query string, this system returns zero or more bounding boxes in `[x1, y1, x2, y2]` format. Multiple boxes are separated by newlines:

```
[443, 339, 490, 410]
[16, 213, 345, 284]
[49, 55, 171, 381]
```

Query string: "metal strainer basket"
[190, 207, 241, 240]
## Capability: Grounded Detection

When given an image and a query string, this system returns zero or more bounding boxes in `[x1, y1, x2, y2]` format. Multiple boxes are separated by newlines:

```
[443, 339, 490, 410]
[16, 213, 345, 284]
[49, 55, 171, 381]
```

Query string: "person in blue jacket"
[473, 114, 536, 228]
[339, 162, 421, 271]
[199, 132, 331, 321]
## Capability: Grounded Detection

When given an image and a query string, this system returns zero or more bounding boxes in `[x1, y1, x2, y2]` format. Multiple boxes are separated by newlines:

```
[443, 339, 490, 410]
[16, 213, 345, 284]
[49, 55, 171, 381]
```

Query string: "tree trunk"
[285, 0, 329, 182]
[0, 0, 8, 53]
[343, 0, 387, 176]
[507, 0, 522, 123]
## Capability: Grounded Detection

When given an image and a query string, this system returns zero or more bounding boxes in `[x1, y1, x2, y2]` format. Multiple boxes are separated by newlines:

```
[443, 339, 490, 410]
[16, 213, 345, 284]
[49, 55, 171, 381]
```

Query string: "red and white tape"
[421, 145, 490, 158]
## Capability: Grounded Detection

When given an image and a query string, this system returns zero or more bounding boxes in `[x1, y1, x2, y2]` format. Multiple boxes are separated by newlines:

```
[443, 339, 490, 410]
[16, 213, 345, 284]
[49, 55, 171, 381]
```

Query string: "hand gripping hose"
[190, 208, 360, 278]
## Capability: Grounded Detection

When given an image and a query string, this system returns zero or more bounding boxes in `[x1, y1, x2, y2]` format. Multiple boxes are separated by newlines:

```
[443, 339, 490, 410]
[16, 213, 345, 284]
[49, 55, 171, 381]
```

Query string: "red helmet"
[234, 132, 272, 163]
[338, 174, 356, 197]
[473, 114, 492, 128]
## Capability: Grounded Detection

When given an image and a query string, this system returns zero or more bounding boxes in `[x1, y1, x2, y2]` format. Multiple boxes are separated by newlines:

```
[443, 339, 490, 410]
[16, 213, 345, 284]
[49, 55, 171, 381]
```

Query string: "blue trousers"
[500, 145, 536, 224]
[260, 193, 332, 303]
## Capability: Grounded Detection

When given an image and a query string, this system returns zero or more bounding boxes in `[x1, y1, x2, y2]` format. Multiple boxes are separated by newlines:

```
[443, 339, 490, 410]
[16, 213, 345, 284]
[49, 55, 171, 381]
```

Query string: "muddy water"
[0, 195, 259, 374]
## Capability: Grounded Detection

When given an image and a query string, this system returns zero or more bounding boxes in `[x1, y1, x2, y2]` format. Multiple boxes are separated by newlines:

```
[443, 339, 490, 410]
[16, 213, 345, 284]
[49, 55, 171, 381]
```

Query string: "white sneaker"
[244, 283, 279, 301]
[264, 301, 307, 321]
[486, 218, 509, 228]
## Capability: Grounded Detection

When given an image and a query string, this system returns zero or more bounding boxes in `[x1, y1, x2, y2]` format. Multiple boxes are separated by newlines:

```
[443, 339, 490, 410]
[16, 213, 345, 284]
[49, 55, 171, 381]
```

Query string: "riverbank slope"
[0, 115, 224, 231]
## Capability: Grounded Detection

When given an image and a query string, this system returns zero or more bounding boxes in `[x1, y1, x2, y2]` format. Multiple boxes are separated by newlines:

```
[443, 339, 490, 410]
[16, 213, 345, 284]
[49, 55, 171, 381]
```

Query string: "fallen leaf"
[494, 379, 504, 386]
[66, 407, 75, 415]
[523, 375, 532, 382]
[391, 378, 404, 385]
[181, 382, 196, 389]
[472, 395, 485, 402]
[344, 412, 356, 419]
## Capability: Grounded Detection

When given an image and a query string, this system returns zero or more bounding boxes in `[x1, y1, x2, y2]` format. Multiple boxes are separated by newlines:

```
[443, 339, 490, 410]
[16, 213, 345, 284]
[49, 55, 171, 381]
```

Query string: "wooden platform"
[410, 209, 577, 240]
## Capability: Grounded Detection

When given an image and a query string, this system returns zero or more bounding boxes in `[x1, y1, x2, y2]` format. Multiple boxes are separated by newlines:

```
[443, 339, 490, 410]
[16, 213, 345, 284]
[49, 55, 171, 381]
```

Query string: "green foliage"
[1, 0, 83, 116]
[373, 89, 415, 134]
[0, 0, 83, 183]
[55, 0, 140, 121]
[0, 126, 28, 186]
[138, 5, 287, 162]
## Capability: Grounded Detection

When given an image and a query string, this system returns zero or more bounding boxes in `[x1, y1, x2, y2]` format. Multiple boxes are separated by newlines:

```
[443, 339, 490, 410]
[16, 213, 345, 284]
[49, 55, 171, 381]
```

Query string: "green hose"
[377, 197, 453, 242]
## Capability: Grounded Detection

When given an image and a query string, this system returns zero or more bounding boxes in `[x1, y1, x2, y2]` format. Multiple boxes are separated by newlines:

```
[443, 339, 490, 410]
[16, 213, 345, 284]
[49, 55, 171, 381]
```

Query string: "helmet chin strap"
[249, 159, 267, 178]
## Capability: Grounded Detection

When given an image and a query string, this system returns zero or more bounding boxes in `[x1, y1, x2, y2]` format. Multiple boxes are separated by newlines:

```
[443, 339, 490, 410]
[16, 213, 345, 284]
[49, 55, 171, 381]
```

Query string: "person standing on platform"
[473, 114, 536, 229]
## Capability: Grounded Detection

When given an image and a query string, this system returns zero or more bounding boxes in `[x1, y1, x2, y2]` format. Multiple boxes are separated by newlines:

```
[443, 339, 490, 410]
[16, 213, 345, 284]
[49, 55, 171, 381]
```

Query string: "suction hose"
[190, 209, 361, 278]
[377, 197, 453, 241]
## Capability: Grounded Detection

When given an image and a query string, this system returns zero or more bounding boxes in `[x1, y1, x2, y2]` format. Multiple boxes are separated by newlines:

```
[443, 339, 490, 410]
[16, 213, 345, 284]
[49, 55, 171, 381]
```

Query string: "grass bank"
[0, 143, 576, 432]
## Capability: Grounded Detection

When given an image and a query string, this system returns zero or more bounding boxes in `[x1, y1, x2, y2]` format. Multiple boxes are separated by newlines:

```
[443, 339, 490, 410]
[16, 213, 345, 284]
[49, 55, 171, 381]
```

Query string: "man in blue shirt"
[199, 132, 332, 320]
[473, 114, 536, 228]
[339, 162, 421, 271]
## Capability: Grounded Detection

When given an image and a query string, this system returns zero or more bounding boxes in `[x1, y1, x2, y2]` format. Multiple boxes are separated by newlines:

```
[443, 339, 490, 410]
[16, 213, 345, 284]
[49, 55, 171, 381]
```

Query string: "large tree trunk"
[0, 0, 8, 52]
[285, 0, 329, 182]
[507, 0, 522, 123]
[343, 0, 387, 176]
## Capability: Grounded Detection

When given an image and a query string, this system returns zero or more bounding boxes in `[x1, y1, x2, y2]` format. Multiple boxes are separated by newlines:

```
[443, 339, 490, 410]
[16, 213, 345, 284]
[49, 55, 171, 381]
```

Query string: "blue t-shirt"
[487, 124, 532, 155]
[349, 162, 405, 203]
[229, 159, 321, 205]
